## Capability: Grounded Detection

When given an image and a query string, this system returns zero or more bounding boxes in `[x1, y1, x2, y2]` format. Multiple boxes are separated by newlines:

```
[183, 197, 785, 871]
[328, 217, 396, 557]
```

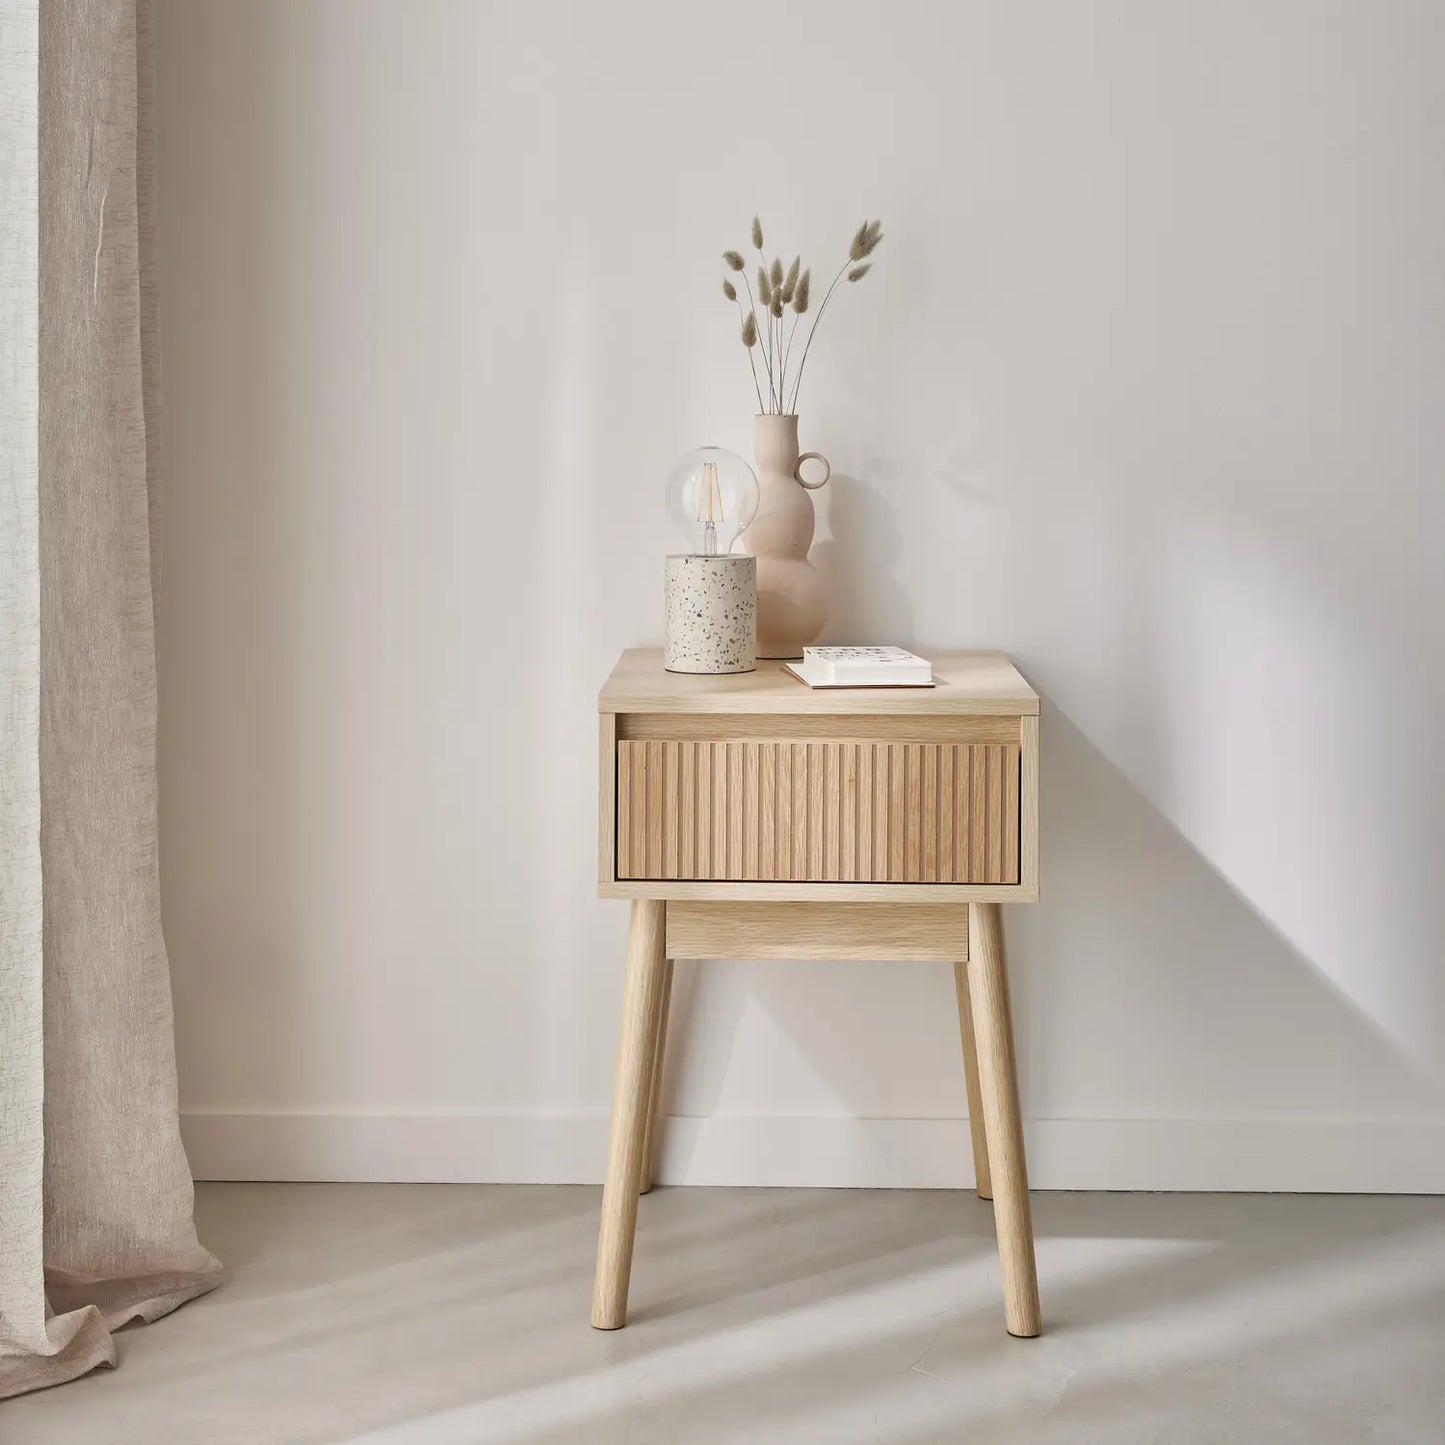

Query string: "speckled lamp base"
[664, 554, 756, 674]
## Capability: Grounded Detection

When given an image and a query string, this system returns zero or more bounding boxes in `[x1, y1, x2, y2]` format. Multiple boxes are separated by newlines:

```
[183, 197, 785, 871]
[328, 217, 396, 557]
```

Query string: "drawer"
[614, 732, 1020, 885]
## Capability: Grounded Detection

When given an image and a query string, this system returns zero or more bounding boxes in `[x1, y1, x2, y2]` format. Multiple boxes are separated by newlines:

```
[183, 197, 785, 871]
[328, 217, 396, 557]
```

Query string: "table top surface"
[599, 649, 1039, 716]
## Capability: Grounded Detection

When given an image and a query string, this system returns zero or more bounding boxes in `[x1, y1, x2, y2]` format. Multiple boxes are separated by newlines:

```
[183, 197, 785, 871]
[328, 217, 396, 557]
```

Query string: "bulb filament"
[697, 461, 724, 555]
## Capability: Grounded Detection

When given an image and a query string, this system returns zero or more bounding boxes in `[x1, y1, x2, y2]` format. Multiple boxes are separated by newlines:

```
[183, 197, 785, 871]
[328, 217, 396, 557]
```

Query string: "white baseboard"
[180, 1112, 1445, 1194]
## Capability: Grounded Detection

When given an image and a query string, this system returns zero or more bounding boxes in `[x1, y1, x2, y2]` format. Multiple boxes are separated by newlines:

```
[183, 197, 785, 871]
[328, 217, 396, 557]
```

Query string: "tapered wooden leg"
[592, 900, 668, 1329]
[966, 902, 1040, 1337]
[638, 957, 675, 1194]
[952, 960, 993, 1200]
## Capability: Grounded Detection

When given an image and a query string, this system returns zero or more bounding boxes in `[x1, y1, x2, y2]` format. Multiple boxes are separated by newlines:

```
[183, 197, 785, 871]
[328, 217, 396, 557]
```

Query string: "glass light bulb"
[665, 446, 759, 556]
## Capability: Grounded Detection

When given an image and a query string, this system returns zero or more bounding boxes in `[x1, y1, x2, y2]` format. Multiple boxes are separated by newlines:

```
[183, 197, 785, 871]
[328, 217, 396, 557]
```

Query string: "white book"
[787, 646, 933, 688]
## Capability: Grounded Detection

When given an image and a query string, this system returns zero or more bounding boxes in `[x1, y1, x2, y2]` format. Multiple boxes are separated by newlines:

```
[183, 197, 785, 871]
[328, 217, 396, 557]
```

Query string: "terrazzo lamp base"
[664, 554, 756, 674]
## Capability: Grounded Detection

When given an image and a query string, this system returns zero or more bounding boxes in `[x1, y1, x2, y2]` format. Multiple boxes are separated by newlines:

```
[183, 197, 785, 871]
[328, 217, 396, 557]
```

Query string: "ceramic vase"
[663, 553, 756, 674]
[741, 414, 830, 659]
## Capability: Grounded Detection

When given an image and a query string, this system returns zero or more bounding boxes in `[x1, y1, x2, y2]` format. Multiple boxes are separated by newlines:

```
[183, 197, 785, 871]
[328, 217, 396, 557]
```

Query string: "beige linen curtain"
[1, 0, 220, 1398]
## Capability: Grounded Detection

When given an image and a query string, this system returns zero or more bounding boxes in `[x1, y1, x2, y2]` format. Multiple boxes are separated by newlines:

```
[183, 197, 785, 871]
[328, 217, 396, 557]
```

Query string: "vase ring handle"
[795, 451, 831, 490]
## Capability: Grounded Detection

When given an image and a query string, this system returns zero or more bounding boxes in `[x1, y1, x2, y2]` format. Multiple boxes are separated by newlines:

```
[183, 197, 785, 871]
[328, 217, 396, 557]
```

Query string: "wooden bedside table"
[592, 648, 1042, 1337]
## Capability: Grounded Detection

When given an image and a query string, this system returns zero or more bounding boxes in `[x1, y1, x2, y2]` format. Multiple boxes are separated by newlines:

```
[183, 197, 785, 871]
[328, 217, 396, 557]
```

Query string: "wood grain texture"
[679, 741, 695, 878]
[691, 743, 706, 879]
[809, 743, 826, 882]
[618, 713, 1022, 742]
[728, 742, 745, 879]
[922, 745, 938, 883]
[1019, 714, 1039, 894]
[759, 743, 776, 878]
[953, 959, 993, 1200]
[887, 744, 905, 879]
[645, 740, 663, 878]
[939, 744, 955, 881]
[615, 739, 1019, 885]
[967, 902, 1041, 1337]
[601, 651, 1039, 715]
[711, 741, 726, 882]
[857, 743, 873, 882]
[600, 879, 1035, 902]
[627, 741, 646, 878]
[666, 902, 970, 961]
[598, 714, 617, 887]
[638, 956, 674, 1195]
[592, 900, 668, 1329]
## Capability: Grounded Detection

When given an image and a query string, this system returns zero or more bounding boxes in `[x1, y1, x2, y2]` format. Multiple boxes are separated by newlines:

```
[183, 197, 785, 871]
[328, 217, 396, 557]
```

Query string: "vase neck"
[754, 413, 800, 476]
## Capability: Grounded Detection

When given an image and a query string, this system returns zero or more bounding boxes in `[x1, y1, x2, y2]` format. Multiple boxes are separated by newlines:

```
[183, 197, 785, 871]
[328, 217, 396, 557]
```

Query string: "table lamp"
[663, 446, 759, 674]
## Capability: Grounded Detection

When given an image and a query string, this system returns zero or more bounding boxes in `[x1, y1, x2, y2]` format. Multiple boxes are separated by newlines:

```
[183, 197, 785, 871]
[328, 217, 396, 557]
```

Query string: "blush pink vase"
[741, 414, 831, 659]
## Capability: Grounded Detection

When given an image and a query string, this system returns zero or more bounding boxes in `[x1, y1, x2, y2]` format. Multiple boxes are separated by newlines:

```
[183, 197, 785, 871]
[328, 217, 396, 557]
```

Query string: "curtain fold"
[1, 0, 220, 1399]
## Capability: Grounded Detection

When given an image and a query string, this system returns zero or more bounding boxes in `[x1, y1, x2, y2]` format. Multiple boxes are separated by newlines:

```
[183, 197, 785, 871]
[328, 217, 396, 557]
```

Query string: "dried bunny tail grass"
[850, 220, 884, 261]
[792, 267, 811, 313]
[720, 217, 883, 412]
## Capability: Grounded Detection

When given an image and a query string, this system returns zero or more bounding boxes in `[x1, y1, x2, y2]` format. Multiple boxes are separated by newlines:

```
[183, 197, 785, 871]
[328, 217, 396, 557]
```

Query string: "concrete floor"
[6, 1185, 1443, 1444]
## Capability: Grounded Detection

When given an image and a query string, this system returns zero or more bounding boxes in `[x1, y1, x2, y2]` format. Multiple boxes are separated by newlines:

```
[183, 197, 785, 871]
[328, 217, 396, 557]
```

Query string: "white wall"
[155, 0, 1445, 1191]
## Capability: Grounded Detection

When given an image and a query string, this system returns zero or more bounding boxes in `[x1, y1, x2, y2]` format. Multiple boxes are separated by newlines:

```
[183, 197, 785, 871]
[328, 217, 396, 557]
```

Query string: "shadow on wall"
[651, 436, 1443, 1140]
[657, 696, 1440, 1139]
[810, 471, 913, 645]
[1008, 704, 1440, 1114]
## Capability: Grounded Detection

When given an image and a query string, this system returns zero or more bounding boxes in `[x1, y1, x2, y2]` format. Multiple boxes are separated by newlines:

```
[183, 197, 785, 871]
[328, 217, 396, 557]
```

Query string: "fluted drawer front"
[616, 739, 1019, 884]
